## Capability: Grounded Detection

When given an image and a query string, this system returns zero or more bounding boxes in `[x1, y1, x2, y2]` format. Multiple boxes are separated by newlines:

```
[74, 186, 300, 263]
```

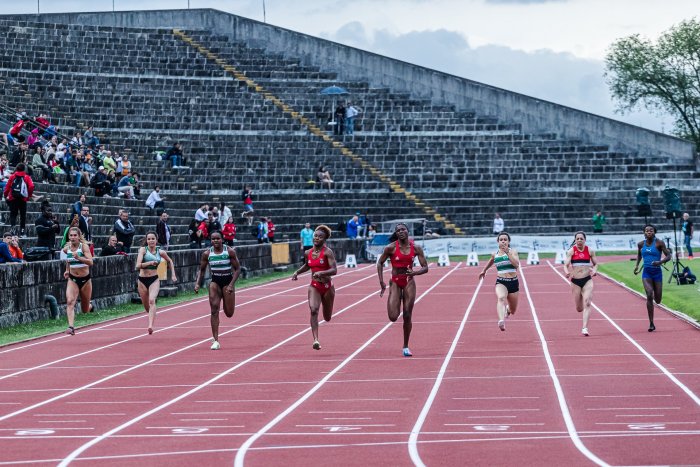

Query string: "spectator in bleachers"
[84, 126, 99, 149]
[346, 214, 360, 239]
[31, 147, 57, 184]
[316, 165, 334, 191]
[72, 194, 87, 217]
[3, 163, 34, 237]
[102, 151, 116, 175]
[257, 217, 269, 244]
[219, 202, 232, 226]
[358, 212, 370, 237]
[119, 154, 132, 178]
[300, 222, 314, 250]
[114, 211, 136, 252]
[345, 102, 361, 135]
[27, 129, 40, 148]
[156, 212, 171, 249]
[61, 215, 80, 249]
[146, 186, 165, 214]
[493, 213, 504, 235]
[211, 206, 221, 223]
[78, 205, 93, 246]
[165, 142, 184, 169]
[35, 114, 51, 136]
[117, 174, 135, 199]
[71, 132, 84, 147]
[333, 102, 346, 135]
[0, 232, 22, 264]
[8, 113, 29, 143]
[242, 184, 254, 213]
[222, 216, 236, 246]
[99, 235, 121, 257]
[367, 224, 377, 239]
[10, 141, 28, 167]
[0, 155, 11, 192]
[90, 167, 112, 197]
[188, 218, 202, 249]
[199, 211, 222, 247]
[267, 217, 276, 243]
[131, 172, 142, 200]
[8, 234, 24, 260]
[195, 204, 209, 222]
[592, 210, 606, 234]
[35, 200, 60, 250]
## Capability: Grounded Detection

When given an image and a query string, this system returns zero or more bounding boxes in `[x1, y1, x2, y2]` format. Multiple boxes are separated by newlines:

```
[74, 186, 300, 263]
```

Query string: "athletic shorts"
[496, 276, 519, 294]
[642, 267, 663, 282]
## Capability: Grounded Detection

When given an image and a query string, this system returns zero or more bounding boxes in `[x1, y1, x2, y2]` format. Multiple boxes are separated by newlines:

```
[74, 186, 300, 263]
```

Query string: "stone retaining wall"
[0, 239, 361, 328]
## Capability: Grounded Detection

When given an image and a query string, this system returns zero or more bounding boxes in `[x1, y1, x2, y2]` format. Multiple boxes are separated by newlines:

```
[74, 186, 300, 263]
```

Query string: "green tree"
[605, 18, 700, 151]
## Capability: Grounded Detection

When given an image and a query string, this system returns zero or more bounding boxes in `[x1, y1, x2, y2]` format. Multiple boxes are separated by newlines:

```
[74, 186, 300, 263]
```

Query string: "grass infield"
[598, 259, 700, 323]
[0, 270, 295, 347]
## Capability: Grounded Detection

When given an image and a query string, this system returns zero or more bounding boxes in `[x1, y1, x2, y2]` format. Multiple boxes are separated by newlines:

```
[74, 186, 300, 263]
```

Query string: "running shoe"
[211, 340, 221, 350]
[148, 327, 153, 335]
[648, 323, 656, 332]
[582, 327, 589, 336]
[312, 340, 321, 350]
[403, 347, 413, 357]
[498, 320, 506, 331]
[66, 326, 75, 336]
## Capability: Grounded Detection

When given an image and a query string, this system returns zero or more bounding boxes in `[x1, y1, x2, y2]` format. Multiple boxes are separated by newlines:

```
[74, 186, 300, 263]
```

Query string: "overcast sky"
[7, 0, 697, 132]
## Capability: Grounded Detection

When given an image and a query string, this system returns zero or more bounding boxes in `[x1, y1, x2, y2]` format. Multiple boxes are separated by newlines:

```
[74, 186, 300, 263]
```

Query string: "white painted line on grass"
[407, 277, 483, 467]
[547, 261, 700, 408]
[234, 263, 463, 467]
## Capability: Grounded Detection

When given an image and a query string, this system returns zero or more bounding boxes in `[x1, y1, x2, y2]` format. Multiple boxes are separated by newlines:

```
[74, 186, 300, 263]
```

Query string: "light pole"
[37, 0, 40, 14]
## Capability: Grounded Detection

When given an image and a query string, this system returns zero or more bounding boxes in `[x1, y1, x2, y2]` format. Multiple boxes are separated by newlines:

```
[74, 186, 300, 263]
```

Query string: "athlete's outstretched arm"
[478, 254, 495, 280]
[194, 250, 209, 293]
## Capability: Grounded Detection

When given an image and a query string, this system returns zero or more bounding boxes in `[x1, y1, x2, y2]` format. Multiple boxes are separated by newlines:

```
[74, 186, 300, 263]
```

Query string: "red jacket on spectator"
[3, 170, 34, 202]
[10, 119, 25, 137]
[222, 222, 236, 241]
[35, 116, 50, 130]
[267, 220, 276, 240]
[198, 221, 210, 240]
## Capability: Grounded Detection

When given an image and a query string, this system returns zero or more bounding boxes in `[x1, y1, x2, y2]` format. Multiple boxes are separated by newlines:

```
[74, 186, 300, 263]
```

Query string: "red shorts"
[391, 274, 412, 289]
[310, 280, 332, 296]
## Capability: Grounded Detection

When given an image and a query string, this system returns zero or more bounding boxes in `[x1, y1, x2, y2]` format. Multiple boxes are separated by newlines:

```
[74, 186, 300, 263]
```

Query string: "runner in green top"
[136, 231, 177, 335]
[195, 231, 241, 350]
[478, 232, 521, 331]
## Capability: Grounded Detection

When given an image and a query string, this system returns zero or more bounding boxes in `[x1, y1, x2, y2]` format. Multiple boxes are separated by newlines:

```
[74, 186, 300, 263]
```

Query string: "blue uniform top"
[641, 237, 661, 270]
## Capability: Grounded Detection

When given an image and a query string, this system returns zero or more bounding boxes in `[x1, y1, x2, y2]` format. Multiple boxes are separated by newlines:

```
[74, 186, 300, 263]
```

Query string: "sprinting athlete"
[478, 232, 520, 331]
[194, 231, 241, 349]
[633, 224, 671, 331]
[62, 227, 94, 335]
[135, 231, 177, 335]
[563, 231, 598, 336]
[377, 223, 429, 357]
[292, 225, 337, 350]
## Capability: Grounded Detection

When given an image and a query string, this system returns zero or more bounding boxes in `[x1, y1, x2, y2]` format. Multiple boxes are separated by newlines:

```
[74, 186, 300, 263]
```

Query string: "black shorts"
[138, 275, 159, 288]
[496, 276, 519, 294]
[571, 275, 592, 288]
[69, 273, 92, 290]
[211, 273, 233, 290]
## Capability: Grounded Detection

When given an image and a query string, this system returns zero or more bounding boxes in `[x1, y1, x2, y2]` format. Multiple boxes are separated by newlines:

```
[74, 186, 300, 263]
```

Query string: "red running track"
[0, 261, 698, 466]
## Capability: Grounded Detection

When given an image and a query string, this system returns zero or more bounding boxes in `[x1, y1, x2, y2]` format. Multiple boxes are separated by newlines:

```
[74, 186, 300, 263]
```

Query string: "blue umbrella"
[320, 86, 350, 126]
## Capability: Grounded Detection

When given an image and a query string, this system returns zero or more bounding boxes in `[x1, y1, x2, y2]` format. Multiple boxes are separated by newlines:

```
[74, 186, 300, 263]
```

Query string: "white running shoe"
[402, 347, 413, 357]
[498, 320, 506, 331]
[582, 328, 589, 337]
[210, 340, 220, 350]
[312, 340, 321, 350]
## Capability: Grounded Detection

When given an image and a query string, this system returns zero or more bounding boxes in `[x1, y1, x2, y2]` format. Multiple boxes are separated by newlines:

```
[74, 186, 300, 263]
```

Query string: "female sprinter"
[194, 231, 241, 349]
[478, 232, 520, 331]
[563, 231, 598, 336]
[292, 225, 337, 350]
[377, 223, 429, 357]
[135, 231, 177, 334]
[62, 227, 93, 335]
[633, 224, 671, 331]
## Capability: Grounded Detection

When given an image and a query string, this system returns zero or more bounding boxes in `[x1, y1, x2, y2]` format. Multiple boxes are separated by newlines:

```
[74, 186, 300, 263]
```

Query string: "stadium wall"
[6, 8, 694, 162]
[0, 239, 360, 328]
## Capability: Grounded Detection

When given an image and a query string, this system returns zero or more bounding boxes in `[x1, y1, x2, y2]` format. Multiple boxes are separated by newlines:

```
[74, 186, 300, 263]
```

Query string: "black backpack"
[11, 175, 28, 199]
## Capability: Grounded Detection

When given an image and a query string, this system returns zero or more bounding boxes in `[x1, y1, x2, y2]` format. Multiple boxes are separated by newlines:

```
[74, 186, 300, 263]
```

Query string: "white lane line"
[467, 416, 517, 419]
[584, 395, 671, 398]
[295, 424, 396, 428]
[234, 263, 463, 467]
[520, 266, 610, 466]
[38, 420, 86, 423]
[309, 410, 400, 414]
[614, 415, 664, 417]
[195, 400, 281, 403]
[57, 276, 383, 467]
[447, 409, 539, 412]
[323, 417, 372, 420]
[408, 277, 483, 467]
[66, 401, 151, 405]
[172, 412, 261, 415]
[179, 419, 228, 422]
[323, 398, 410, 402]
[587, 407, 679, 411]
[444, 423, 545, 426]
[34, 413, 126, 416]
[596, 421, 696, 425]
[547, 261, 700, 408]
[453, 396, 540, 400]
[2, 272, 379, 423]
[0, 264, 373, 360]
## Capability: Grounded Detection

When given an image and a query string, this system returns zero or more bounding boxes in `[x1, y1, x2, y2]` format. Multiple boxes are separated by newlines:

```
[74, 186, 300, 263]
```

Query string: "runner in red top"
[292, 225, 337, 350]
[377, 223, 429, 357]
[563, 231, 598, 336]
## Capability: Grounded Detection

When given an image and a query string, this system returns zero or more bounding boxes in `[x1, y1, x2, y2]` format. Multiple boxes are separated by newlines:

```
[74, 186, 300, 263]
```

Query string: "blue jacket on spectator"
[0, 241, 22, 263]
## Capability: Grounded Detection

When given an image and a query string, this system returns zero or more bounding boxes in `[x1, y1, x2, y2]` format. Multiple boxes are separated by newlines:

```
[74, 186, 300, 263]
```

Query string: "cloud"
[326, 26, 666, 131]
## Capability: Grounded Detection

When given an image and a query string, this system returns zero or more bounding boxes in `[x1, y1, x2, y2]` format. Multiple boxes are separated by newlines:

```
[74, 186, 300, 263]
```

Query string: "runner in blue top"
[633, 224, 671, 332]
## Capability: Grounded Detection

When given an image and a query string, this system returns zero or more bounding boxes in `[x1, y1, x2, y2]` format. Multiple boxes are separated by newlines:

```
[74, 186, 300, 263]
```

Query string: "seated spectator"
[131, 172, 142, 199]
[30, 147, 57, 184]
[165, 142, 187, 169]
[8, 234, 23, 260]
[346, 214, 360, 239]
[72, 194, 87, 217]
[194, 204, 209, 222]
[102, 151, 116, 175]
[219, 202, 232, 225]
[199, 211, 222, 247]
[0, 155, 11, 192]
[35, 114, 51, 136]
[10, 141, 29, 167]
[27, 129, 40, 148]
[71, 132, 84, 147]
[117, 174, 135, 199]
[317, 165, 334, 191]
[222, 216, 236, 246]
[34, 200, 60, 250]
[188, 218, 202, 249]
[99, 235, 122, 257]
[267, 217, 276, 243]
[146, 186, 165, 215]
[119, 154, 132, 177]
[90, 167, 112, 197]
[113, 211, 136, 252]
[0, 232, 22, 264]
[257, 217, 269, 244]
[84, 125, 99, 148]
[156, 212, 171, 249]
